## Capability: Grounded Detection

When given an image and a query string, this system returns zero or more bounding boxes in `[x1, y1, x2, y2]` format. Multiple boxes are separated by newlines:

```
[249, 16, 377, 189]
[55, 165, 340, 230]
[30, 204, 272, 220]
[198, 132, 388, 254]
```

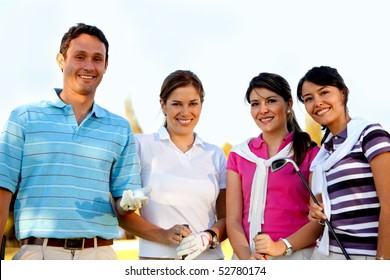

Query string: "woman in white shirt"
[119, 70, 227, 260]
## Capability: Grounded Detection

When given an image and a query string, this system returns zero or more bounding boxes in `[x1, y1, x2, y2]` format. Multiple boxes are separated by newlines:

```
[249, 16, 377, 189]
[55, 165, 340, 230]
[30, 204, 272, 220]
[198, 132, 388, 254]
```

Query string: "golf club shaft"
[297, 171, 351, 260]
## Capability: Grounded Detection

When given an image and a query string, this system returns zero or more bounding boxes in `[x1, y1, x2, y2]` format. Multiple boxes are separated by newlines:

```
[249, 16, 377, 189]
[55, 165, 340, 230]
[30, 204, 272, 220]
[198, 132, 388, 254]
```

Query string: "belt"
[21, 237, 113, 250]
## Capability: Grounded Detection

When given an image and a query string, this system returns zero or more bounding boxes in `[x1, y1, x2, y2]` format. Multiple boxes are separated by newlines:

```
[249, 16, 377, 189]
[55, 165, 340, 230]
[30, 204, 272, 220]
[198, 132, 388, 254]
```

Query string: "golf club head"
[271, 157, 300, 172]
[271, 159, 288, 172]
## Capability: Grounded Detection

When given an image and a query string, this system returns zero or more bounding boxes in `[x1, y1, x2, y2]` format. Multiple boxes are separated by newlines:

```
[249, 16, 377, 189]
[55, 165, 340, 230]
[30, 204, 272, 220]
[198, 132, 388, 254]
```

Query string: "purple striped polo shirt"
[324, 123, 390, 256]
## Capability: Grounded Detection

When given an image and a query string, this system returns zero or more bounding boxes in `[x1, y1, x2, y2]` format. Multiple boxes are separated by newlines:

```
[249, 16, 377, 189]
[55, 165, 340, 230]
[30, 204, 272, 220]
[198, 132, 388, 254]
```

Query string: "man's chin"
[77, 86, 98, 96]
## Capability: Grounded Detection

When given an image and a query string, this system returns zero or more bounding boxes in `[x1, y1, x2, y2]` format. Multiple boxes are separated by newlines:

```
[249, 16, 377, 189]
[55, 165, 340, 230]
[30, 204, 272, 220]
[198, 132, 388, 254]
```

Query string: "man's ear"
[56, 53, 65, 71]
[102, 59, 108, 74]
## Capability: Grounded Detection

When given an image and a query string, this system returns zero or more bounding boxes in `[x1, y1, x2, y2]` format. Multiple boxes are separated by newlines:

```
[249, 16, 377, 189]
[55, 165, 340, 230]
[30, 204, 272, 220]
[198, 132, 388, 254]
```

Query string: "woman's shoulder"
[199, 139, 225, 155]
[135, 132, 153, 140]
[360, 123, 390, 160]
[301, 144, 320, 168]
[359, 122, 390, 147]
[309, 143, 320, 154]
[361, 123, 389, 137]
[134, 131, 162, 148]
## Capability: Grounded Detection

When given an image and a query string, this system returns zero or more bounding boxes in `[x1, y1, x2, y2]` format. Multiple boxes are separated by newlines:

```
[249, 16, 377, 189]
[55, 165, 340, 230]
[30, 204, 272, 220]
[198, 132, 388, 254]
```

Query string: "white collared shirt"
[135, 126, 226, 259]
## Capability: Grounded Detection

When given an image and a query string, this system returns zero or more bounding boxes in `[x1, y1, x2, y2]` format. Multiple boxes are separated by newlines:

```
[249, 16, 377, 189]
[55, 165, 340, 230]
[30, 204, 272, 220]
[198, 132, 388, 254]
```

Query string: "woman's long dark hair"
[246, 72, 317, 166]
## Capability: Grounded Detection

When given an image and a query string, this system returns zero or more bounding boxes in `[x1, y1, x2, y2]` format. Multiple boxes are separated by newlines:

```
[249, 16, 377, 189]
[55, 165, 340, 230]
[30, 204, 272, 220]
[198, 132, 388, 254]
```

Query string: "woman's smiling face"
[301, 81, 347, 133]
[161, 85, 202, 137]
[249, 87, 291, 135]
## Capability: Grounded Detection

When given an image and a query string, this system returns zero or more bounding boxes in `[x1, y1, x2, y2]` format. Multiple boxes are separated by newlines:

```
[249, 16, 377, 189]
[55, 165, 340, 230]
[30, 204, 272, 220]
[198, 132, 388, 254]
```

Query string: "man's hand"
[120, 187, 151, 211]
[176, 232, 210, 260]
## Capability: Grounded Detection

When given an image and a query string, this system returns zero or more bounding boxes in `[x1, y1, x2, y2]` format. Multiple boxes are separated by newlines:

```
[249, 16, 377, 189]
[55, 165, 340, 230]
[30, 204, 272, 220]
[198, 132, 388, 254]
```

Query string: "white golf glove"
[176, 232, 211, 260]
[120, 187, 151, 211]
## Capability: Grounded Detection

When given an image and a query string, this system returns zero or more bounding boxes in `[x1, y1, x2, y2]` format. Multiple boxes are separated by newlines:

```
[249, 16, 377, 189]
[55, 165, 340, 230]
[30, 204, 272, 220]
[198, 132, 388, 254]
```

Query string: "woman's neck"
[262, 129, 289, 158]
[328, 114, 351, 135]
[169, 132, 195, 153]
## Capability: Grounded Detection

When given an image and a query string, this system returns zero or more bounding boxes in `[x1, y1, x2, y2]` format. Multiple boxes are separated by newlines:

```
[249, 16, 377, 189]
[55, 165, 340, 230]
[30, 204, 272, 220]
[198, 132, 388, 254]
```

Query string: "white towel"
[232, 139, 293, 252]
[310, 117, 373, 255]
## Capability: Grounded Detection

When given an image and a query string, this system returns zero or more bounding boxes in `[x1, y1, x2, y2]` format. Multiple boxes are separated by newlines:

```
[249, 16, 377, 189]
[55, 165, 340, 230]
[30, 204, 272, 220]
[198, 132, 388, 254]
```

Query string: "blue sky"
[1, 0, 389, 146]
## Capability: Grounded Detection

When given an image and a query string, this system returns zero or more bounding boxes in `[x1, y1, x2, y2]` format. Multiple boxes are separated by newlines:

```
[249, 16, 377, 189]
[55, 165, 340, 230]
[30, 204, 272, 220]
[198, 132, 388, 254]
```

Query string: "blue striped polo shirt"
[324, 123, 390, 256]
[0, 89, 141, 240]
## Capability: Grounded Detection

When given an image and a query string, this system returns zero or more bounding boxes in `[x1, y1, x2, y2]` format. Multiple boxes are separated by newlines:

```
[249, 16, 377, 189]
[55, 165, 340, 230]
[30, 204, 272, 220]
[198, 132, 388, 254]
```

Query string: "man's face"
[58, 33, 108, 96]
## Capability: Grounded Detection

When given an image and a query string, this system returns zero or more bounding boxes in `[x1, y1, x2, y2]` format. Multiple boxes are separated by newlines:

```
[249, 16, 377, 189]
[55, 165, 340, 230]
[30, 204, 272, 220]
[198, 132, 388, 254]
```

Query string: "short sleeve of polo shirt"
[361, 124, 390, 162]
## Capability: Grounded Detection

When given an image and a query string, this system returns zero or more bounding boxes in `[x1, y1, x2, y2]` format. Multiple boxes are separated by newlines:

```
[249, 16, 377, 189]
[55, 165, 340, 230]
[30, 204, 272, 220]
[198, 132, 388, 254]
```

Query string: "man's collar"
[48, 88, 106, 118]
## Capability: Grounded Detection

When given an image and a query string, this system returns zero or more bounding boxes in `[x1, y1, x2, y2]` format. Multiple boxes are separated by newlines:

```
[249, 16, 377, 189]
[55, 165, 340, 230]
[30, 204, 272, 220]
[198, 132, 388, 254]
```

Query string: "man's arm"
[115, 197, 136, 216]
[0, 188, 13, 246]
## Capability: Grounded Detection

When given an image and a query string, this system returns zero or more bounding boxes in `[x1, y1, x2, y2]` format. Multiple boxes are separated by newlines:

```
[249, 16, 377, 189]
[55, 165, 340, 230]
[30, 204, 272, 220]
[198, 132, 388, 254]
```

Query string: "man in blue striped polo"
[0, 23, 143, 260]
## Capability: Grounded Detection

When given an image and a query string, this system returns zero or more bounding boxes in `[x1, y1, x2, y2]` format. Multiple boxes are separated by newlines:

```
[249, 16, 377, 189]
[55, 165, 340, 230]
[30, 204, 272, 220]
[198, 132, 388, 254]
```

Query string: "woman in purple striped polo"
[297, 66, 390, 260]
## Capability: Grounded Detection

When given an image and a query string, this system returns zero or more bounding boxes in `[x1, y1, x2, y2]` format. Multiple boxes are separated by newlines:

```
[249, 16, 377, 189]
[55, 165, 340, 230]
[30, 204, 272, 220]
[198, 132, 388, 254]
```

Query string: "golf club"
[271, 157, 351, 260]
